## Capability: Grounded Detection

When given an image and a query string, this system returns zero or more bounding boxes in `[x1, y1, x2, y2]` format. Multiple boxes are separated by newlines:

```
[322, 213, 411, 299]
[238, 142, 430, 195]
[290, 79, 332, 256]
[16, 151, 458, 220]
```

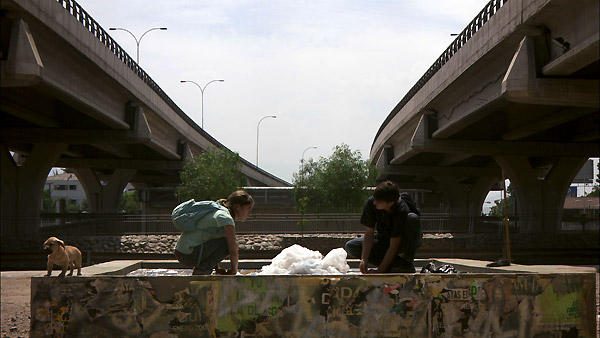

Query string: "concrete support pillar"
[74, 168, 136, 213]
[433, 177, 468, 213]
[493, 155, 588, 233]
[433, 176, 499, 232]
[1, 144, 18, 238]
[138, 189, 150, 232]
[1, 143, 67, 237]
[433, 176, 498, 215]
[74, 168, 102, 213]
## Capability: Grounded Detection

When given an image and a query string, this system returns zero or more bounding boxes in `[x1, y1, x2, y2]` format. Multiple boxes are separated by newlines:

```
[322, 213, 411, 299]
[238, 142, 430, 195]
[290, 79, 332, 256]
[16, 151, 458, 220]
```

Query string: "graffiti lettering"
[444, 289, 470, 301]
[114, 282, 134, 292]
[514, 278, 542, 294]
[172, 323, 210, 332]
[247, 304, 256, 315]
[183, 308, 204, 323]
[470, 281, 481, 299]
[565, 300, 580, 320]
[52, 301, 71, 337]
[321, 285, 362, 305]
[329, 302, 365, 317]
[30, 274, 595, 337]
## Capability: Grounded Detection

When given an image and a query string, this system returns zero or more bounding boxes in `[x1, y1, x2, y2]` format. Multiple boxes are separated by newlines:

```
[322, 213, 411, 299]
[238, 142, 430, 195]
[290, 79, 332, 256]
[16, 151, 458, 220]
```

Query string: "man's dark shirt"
[360, 196, 410, 239]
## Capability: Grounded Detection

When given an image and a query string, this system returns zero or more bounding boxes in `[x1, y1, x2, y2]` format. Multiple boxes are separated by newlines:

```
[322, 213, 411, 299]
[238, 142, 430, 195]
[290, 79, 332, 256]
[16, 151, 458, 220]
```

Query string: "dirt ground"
[1, 271, 45, 338]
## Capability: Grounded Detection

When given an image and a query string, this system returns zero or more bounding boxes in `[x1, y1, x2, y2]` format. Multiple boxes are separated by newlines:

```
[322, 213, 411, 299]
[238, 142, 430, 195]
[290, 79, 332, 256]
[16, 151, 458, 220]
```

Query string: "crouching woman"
[173, 190, 254, 275]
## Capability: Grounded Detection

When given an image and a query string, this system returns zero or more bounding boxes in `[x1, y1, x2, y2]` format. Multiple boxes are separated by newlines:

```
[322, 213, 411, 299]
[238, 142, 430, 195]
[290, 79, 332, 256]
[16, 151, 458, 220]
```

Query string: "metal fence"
[34, 210, 600, 237]
[33, 212, 600, 237]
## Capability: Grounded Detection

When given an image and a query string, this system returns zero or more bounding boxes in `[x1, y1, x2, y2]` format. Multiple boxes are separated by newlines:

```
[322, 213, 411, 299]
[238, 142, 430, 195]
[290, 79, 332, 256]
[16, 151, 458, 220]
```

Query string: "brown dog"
[43, 237, 82, 277]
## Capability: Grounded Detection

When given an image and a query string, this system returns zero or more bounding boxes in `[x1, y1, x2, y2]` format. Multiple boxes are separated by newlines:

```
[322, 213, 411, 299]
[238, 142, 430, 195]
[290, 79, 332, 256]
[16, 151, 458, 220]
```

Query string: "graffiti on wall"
[31, 273, 597, 337]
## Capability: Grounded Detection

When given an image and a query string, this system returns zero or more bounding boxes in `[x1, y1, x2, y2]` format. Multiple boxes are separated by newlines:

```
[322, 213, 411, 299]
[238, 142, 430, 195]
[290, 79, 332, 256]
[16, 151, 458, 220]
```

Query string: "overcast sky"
[73, 0, 495, 184]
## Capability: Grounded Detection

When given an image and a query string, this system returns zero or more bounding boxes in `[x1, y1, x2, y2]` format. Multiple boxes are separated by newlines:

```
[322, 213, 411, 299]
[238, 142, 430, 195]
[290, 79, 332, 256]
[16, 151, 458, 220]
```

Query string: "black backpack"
[400, 192, 420, 216]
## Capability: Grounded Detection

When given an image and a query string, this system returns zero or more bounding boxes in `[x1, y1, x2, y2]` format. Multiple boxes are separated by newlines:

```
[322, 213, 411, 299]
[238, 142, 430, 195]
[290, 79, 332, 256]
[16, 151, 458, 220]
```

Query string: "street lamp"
[108, 27, 167, 64]
[180, 79, 224, 129]
[256, 115, 277, 166]
[302, 146, 317, 164]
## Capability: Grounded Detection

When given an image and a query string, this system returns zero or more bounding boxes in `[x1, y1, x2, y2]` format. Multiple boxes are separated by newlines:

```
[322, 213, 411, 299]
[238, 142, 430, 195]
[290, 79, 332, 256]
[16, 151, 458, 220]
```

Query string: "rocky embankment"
[2, 233, 453, 255]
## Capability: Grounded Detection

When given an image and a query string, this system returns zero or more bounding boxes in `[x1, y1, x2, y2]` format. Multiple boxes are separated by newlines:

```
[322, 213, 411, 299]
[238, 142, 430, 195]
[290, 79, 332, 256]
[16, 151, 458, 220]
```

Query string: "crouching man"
[345, 181, 422, 273]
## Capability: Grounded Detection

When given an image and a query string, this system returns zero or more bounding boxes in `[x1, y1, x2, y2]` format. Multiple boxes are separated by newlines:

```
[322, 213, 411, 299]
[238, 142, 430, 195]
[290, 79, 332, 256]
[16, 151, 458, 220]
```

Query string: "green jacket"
[173, 199, 235, 254]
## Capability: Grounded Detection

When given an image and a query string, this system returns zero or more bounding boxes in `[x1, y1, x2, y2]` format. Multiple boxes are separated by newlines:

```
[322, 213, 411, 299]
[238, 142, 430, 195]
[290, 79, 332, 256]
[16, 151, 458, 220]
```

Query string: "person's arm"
[376, 236, 401, 273]
[360, 227, 375, 274]
[223, 225, 238, 275]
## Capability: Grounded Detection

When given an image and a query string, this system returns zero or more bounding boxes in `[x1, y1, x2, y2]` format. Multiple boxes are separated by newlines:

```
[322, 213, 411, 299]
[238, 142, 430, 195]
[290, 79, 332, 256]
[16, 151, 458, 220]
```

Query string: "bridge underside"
[372, 0, 599, 233]
[0, 0, 288, 238]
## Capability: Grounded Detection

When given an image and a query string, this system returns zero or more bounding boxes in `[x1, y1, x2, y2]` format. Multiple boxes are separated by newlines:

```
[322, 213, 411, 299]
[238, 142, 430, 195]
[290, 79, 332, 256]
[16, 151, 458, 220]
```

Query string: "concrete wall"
[31, 273, 597, 337]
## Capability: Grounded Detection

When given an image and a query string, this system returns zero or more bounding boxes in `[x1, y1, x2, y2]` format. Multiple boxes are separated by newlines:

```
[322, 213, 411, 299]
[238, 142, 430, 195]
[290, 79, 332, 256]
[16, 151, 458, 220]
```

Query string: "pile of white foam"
[257, 244, 350, 275]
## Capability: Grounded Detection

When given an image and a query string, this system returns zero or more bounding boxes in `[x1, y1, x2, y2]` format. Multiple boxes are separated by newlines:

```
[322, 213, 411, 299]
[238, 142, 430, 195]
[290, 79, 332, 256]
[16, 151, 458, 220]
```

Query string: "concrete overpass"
[1, 0, 289, 237]
[372, 0, 599, 232]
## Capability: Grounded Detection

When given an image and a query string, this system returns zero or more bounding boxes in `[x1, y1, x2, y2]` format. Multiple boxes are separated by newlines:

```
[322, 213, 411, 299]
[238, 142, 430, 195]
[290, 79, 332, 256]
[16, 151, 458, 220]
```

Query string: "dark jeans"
[345, 213, 422, 272]
[174, 237, 229, 274]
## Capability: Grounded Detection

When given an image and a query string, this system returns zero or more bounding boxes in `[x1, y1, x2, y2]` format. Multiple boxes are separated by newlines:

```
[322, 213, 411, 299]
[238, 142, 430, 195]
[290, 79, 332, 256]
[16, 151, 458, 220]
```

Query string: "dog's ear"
[57, 239, 65, 248]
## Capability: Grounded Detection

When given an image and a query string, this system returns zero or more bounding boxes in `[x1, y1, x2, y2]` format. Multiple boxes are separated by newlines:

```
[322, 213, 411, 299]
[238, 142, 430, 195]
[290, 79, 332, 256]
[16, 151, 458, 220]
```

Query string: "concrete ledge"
[81, 260, 144, 276]
[431, 258, 599, 274]
[80, 258, 599, 276]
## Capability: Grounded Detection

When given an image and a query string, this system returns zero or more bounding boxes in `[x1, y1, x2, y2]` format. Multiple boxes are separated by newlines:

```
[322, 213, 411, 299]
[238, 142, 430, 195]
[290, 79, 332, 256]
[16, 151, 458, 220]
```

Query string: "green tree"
[489, 183, 516, 217]
[65, 199, 81, 213]
[297, 196, 309, 237]
[120, 191, 140, 213]
[80, 199, 89, 212]
[176, 149, 247, 201]
[41, 188, 56, 212]
[293, 143, 377, 212]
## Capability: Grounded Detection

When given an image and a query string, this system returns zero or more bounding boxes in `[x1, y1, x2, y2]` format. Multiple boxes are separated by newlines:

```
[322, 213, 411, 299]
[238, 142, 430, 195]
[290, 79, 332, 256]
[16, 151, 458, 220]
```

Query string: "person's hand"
[215, 267, 228, 275]
[215, 268, 238, 275]
[359, 259, 369, 274]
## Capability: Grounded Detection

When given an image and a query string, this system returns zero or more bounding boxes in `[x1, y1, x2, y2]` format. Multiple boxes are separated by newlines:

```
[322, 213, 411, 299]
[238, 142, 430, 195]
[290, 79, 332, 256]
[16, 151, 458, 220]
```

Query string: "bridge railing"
[55, 0, 289, 186]
[55, 0, 222, 145]
[373, 0, 508, 144]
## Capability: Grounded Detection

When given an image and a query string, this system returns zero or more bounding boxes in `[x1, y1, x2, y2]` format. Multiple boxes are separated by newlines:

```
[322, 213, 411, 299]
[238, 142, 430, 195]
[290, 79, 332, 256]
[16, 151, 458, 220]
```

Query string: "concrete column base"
[1, 143, 67, 237]
[494, 155, 588, 233]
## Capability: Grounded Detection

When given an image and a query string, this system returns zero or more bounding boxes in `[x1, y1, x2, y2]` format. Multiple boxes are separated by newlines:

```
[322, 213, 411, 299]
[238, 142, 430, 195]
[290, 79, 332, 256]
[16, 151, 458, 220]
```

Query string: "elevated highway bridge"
[1, 0, 289, 237]
[372, 0, 598, 233]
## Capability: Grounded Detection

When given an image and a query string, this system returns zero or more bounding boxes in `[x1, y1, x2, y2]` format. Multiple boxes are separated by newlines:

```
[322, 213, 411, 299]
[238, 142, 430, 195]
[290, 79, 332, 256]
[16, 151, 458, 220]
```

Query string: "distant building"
[45, 172, 86, 211]
[563, 196, 599, 217]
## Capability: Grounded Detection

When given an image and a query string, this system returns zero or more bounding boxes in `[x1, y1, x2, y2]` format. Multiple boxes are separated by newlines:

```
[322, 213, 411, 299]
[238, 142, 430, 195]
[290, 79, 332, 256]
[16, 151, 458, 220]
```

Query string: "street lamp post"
[256, 115, 277, 166]
[108, 27, 167, 64]
[302, 146, 317, 164]
[180, 80, 224, 129]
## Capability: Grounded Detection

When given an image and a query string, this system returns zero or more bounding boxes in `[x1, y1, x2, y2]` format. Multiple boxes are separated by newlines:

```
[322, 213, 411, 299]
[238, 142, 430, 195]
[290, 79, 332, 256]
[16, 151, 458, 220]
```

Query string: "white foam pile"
[127, 268, 189, 276]
[257, 244, 350, 275]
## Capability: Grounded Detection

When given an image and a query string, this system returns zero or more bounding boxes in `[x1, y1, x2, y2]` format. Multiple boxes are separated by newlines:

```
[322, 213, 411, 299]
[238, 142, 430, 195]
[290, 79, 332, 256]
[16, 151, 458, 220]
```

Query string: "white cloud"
[75, 0, 490, 183]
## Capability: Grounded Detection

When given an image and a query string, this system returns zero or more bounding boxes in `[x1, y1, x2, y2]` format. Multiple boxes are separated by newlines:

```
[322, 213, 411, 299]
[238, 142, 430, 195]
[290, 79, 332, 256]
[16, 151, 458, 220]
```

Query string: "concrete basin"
[30, 259, 598, 337]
